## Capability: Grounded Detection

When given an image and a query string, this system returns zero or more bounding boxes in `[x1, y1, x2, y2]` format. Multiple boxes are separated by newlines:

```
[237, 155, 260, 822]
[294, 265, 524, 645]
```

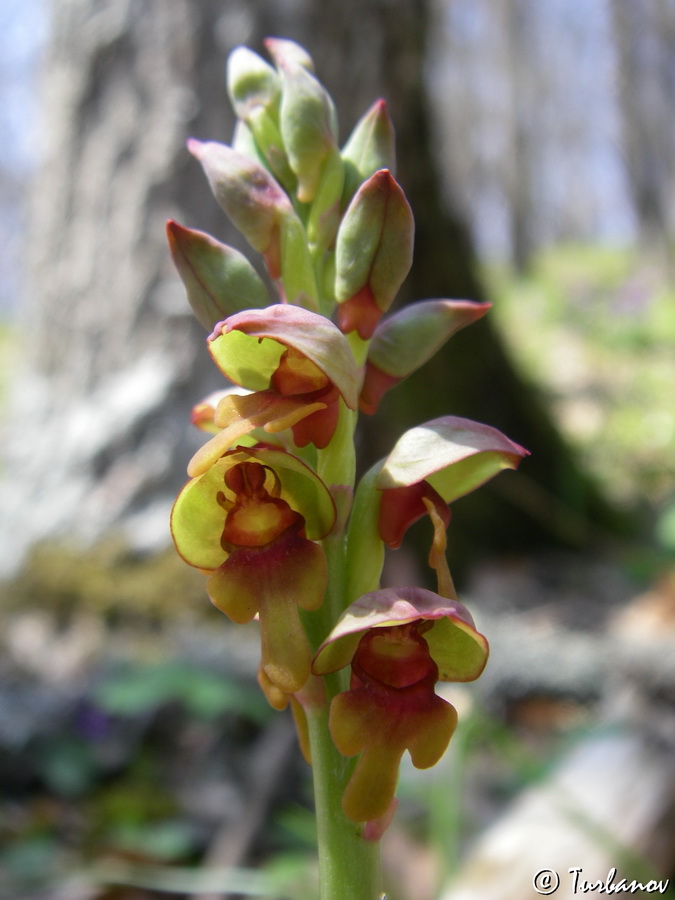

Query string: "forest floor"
[1, 545, 673, 900]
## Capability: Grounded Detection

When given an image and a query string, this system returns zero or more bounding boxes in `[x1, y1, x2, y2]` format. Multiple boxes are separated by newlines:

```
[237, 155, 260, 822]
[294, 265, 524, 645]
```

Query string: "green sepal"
[312, 586, 489, 683]
[376, 415, 530, 503]
[209, 305, 361, 410]
[172, 446, 337, 572]
[166, 220, 269, 330]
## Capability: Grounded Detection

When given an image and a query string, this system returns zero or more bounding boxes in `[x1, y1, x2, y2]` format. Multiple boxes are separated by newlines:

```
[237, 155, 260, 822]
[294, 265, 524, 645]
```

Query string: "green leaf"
[94, 662, 269, 722]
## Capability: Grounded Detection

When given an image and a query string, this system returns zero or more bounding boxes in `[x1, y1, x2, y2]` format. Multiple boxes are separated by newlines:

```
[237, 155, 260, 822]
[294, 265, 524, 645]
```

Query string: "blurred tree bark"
[612, 0, 675, 249]
[502, 0, 537, 271]
[0, 0, 632, 580]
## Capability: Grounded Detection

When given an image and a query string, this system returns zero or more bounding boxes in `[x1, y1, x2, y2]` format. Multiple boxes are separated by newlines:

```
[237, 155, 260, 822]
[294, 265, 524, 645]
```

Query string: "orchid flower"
[172, 445, 335, 695]
[313, 587, 488, 825]
[188, 304, 360, 477]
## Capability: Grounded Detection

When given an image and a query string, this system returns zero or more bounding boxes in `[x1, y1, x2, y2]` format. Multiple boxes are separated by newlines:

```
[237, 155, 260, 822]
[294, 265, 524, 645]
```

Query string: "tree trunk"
[0, 0, 632, 580]
[0, 0, 245, 573]
[612, 0, 675, 248]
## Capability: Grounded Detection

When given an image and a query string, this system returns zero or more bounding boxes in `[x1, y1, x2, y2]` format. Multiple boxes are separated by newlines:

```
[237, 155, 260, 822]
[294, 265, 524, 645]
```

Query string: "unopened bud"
[275, 58, 339, 203]
[264, 37, 315, 73]
[341, 99, 396, 205]
[335, 169, 414, 337]
[188, 139, 292, 278]
[166, 220, 270, 330]
[227, 46, 280, 120]
[227, 47, 296, 192]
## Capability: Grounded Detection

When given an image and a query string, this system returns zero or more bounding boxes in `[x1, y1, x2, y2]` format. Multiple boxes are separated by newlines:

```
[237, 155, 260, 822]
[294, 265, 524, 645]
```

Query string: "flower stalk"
[168, 37, 529, 899]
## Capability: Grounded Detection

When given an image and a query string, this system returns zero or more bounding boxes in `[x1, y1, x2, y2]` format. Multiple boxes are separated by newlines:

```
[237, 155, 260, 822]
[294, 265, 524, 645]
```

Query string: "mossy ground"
[3, 538, 206, 620]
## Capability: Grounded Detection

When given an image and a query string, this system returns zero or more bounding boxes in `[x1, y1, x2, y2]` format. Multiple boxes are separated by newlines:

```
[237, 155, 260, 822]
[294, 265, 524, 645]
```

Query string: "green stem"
[300, 306, 382, 898]
[301, 494, 382, 899]
[306, 700, 382, 900]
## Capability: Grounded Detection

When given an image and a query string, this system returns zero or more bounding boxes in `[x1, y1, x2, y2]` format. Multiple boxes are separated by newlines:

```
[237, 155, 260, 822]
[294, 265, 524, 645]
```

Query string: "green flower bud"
[226, 46, 296, 192]
[341, 99, 396, 205]
[275, 56, 339, 203]
[227, 45, 281, 120]
[166, 220, 269, 330]
[188, 139, 292, 280]
[335, 169, 414, 338]
[265, 37, 315, 73]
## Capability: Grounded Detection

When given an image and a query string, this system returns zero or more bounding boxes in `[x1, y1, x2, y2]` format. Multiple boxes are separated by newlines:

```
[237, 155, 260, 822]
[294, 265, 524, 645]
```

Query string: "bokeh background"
[1, 1, 674, 899]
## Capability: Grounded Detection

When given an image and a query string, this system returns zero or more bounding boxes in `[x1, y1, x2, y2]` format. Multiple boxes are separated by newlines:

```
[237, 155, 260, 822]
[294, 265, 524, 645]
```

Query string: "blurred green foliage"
[486, 245, 675, 555]
[93, 660, 269, 721]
